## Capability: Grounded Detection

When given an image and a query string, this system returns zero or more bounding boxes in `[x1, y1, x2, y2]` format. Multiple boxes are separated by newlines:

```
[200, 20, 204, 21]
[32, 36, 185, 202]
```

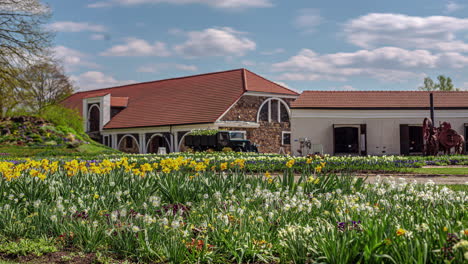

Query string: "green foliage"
[419, 75, 460, 91]
[40, 105, 84, 134]
[0, 239, 57, 257]
[189, 129, 218, 136]
[222, 147, 234, 153]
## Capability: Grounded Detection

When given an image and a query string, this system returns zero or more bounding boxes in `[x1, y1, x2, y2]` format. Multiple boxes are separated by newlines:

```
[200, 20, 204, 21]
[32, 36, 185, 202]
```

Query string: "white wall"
[291, 109, 468, 156]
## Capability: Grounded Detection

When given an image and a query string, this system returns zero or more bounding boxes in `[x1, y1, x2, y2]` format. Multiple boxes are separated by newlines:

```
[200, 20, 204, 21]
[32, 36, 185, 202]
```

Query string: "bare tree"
[19, 62, 74, 112]
[0, 0, 51, 117]
[0, 0, 51, 75]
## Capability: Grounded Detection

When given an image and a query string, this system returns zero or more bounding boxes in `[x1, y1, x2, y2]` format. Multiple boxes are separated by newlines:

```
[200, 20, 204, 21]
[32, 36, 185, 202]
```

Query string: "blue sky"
[46, 0, 468, 91]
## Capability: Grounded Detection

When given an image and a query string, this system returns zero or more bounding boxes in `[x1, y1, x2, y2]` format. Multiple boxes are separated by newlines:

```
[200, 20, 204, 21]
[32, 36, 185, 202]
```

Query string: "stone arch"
[118, 134, 140, 153]
[256, 98, 291, 123]
[177, 131, 191, 152]
[146, 133, 171, 154]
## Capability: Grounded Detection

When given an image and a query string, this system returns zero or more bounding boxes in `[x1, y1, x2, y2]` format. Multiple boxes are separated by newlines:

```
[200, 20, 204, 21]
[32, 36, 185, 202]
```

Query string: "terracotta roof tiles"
[62, 69, 298, 129]
[292, 91, 468, 109]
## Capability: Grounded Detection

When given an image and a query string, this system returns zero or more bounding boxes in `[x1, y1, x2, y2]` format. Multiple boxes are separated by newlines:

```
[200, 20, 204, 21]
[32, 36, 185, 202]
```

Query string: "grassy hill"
[0, 115, 117, 157]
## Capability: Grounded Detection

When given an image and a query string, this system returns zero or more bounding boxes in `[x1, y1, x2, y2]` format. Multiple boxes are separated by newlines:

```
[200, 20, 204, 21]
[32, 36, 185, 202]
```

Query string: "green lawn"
[400, 167, 468, 175]
[444, 184, 468, 191]
[0, 143, 118, 158]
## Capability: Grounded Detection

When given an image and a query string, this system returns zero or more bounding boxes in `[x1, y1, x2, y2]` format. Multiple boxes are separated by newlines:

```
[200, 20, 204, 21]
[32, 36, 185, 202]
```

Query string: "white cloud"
[242, 60, 256, 66]
[90, 34, 106, 40]
[48, 21, 107, 33]
[88, 0, 273, 9]
[174, 27, 256, 58]
[137, 63, 198, 73]
[340, 85, 356, 91]
[100, 38, 171, 57]
[329, 85, 357, 91]
[261, 48, 285, 55]
[53, 46, 99, 71]
[344, 13, 468, 52]
[272, 47, 468, 82]
[71, 71, 136, 91]
[445, 1, 463, 13]
[293, 9, 322, 33]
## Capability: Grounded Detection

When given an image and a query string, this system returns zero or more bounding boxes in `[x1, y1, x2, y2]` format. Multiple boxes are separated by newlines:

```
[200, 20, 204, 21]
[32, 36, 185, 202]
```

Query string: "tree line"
[0, 0, 73, 118]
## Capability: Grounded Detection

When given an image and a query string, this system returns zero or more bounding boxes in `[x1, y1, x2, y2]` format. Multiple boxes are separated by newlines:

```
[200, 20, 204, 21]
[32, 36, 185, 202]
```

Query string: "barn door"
[400, 125, 410, 155]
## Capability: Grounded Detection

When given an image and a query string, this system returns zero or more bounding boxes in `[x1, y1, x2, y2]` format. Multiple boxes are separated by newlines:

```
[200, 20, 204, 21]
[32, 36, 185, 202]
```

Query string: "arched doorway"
[118, 135, 140, 154]
[147, 134, 170, 154]
[88, 105, 100, 132]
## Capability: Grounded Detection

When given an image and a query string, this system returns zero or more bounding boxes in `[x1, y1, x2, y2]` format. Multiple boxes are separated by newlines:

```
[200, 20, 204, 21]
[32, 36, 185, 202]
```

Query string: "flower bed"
[0, 157, 466, 263]
[3, 153, 468, 173]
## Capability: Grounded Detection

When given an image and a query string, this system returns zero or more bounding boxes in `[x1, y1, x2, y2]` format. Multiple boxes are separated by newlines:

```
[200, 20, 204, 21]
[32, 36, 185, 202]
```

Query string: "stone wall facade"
[220, 95, 293, 154]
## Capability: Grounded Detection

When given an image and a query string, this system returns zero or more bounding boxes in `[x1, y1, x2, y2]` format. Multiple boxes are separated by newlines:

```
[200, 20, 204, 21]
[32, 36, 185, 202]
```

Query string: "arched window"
[88, 104, 100, 132]
[257, 98, 291, 123]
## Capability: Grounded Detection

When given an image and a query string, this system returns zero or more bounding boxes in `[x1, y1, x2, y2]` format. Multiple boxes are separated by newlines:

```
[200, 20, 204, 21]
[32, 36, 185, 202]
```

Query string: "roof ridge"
[243, 69, 300, 95]
[302, 90, 468, 93]
[73, 68, 246, 95]
[241, 69, 248, 92]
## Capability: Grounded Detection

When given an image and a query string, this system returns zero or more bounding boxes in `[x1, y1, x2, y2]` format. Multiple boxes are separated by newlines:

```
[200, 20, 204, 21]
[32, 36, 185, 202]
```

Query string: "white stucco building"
[291, 91, 468, 156]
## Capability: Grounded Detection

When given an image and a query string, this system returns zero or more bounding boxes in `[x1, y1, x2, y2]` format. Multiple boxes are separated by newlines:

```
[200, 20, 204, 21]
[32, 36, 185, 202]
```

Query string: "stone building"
[62, 69, 299, 154]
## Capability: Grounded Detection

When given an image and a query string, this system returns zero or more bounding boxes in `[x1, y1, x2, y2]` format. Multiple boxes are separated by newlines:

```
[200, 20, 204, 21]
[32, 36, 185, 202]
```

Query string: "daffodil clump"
[0, 155, 466, 263]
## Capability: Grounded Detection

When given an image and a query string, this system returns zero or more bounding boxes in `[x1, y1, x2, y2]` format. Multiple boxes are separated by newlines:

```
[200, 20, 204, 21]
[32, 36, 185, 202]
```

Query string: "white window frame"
[257, 98, 291, 123]
[229, 131, 247, 140]
[282, 131, 292, 145]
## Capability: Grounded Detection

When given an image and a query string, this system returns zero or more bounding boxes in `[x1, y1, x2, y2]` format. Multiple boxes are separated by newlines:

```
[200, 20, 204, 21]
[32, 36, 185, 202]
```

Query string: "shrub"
[0, 239, 57, 257]
[39, 105, 84, 134]
[222, 147, 233, 153]
[189, 129, 218, 136]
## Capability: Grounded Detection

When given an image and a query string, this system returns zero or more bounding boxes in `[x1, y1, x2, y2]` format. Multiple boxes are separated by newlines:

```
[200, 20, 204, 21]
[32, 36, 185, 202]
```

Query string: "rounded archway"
[118, 135, 140, 154]
[178, 131, 191, 152]
[147, 134, 171, 154]
[88, 104, 101, 132]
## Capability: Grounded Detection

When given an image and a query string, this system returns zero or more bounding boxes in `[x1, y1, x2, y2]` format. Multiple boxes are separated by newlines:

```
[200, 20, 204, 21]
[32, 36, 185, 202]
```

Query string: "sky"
[46, 0, 468, 92]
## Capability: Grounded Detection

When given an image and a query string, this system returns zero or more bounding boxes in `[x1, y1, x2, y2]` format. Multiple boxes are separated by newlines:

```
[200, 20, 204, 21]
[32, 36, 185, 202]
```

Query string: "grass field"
[0, 143, 118, 158]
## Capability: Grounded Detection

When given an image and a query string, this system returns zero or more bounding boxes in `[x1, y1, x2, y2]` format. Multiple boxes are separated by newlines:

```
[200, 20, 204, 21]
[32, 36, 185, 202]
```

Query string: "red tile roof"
[62, 69, 298, 129]
[243, 70, 299, 95]
[292, 91, 468, 109]
[111, 97, 129, 108]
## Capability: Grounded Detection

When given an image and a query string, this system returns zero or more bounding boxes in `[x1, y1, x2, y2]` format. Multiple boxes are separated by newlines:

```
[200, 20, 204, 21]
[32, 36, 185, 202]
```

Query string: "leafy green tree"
[418, 75, 460, 91]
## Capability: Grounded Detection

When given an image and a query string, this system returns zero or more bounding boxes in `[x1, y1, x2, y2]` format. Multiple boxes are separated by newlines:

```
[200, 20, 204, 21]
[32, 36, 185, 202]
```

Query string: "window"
[282, 132, 291, 145]
[229, 131, 246, 140]
[257, 98, 290, 123]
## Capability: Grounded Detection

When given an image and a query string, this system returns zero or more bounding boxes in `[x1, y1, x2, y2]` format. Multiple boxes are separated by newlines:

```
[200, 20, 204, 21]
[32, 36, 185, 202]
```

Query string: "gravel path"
[356, 174, 468, 185]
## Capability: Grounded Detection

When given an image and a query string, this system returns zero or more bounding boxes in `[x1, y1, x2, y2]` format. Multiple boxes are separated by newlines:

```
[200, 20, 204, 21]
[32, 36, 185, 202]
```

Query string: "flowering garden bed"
[3, 152, 468, 173]
[0, 156, 466, 263]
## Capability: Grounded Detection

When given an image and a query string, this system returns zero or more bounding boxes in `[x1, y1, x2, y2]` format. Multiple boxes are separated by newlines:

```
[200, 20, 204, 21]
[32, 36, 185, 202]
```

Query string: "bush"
[189, 129, 218, 136]
[39, 105, 84, 134]
[222, 147, 233, 153]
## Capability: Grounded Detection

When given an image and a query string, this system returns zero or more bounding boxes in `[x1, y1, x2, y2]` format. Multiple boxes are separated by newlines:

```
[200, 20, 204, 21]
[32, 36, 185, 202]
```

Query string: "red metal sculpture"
[422, 118, 465, 156]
